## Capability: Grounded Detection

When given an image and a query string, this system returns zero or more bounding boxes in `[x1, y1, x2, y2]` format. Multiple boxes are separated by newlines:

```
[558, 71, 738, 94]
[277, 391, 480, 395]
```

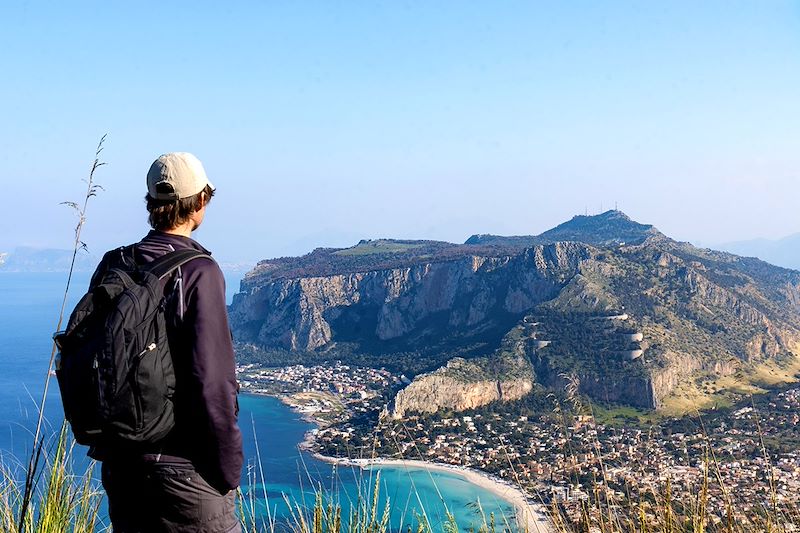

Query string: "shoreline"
[247, 390, 322, 424]
[310, 452, 553, 533]
[245, 391, 553, 532]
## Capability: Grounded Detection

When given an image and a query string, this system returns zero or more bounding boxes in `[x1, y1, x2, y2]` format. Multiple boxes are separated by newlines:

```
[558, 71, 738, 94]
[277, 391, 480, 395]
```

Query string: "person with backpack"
[57, 152, 243, 532]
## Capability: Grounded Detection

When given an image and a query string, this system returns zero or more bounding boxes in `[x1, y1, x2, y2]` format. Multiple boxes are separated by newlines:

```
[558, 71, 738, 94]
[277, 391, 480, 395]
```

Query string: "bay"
[0, 271, 517, 532]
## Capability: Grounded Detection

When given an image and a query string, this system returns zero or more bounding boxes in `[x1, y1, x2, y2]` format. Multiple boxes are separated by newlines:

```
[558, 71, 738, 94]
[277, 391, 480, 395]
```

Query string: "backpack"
[54, 247, 210, 447]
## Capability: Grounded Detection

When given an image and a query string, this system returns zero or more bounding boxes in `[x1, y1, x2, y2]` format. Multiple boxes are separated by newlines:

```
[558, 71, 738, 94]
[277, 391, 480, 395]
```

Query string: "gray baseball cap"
[147, 152, 216, 200]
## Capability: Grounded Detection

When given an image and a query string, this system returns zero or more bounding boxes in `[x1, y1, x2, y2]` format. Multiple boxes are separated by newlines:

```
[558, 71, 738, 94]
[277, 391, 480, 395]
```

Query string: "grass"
[0, 425, 102, 533]
[334, 241, 427, 257]
[659, 352, 800, 417]
[17, 136, 106, 532]
[589, 404, 660, 426]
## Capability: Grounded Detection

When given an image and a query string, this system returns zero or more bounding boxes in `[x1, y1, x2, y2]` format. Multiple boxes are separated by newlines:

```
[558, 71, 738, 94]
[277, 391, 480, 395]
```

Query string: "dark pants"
[101, 459, 241, 533]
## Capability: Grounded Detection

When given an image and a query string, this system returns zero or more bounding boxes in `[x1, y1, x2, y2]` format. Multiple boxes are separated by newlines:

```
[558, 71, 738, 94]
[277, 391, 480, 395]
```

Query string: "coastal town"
[238, 361, 403, 426]
[238, 361, 800, 530]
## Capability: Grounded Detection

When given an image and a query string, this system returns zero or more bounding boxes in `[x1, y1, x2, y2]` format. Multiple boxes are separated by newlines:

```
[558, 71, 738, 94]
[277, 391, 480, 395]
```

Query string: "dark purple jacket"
[90, 231, 243, 493]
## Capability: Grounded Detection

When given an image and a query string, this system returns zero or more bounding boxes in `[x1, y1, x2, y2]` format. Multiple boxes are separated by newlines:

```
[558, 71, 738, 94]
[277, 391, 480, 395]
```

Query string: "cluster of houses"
[238, 361, 402, 422]
[311, 374, 800, 528]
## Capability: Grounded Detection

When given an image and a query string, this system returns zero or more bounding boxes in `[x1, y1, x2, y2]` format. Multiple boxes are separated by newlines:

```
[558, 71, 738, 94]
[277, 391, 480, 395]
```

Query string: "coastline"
[245, 390, 554, 532]
[311, 452, 553, 533]
[247, 390, 321, 424]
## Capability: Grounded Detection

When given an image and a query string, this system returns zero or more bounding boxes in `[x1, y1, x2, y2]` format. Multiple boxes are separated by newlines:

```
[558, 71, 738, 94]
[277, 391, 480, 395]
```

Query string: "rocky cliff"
[392, 326, 535, 417]
[230, 211, 800, 415]
[231, 241, 591, 355]
[392, 357, 534, 417]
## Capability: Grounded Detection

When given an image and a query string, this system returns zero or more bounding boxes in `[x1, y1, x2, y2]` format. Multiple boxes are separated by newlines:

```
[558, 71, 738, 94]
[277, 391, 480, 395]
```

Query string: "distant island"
[0, 246, 258, 275]
[0, 247, 99, 272]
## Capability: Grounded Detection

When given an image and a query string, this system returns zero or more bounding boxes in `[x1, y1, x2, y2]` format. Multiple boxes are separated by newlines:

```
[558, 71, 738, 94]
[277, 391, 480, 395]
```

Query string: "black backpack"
[54, 247, 210, 447]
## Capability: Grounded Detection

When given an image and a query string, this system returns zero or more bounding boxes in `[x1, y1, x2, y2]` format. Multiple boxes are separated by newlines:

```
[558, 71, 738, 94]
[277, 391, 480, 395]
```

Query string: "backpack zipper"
[93, 355, 104, 421]
[132, 342, 156, 431]
[138, 343, 157, 358]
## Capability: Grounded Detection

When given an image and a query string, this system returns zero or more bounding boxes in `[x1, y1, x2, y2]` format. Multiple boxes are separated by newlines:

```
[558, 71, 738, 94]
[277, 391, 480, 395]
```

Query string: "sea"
[0, 271, 517, 532]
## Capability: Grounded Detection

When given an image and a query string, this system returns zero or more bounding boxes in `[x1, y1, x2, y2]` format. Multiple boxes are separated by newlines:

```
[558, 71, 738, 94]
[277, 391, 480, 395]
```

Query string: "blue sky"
[1, 1, 799, 263]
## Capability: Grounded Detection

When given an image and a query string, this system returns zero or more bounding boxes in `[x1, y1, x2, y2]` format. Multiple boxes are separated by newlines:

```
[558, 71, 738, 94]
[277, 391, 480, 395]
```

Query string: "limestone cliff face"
[684, 268, 769, 327]
[392, 358, 534, 417]
[231, 272, 372, 351]
[648, 353, 703, 409]
[392, 329, 535, 417]
[537, 367, 657, 409]
[230, 242, 591, 352]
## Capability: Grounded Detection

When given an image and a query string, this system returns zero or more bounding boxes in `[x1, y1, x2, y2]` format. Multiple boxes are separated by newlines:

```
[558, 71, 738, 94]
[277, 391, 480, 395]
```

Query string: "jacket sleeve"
[183, 260, 244, 493]
[88, 250, 115, 289]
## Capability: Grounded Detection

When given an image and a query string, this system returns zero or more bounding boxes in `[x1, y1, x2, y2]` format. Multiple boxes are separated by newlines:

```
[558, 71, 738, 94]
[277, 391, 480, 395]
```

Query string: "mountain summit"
[230, 212, 800, 416]
[465, 210, 662, 248]
[538, 210, 663, 246]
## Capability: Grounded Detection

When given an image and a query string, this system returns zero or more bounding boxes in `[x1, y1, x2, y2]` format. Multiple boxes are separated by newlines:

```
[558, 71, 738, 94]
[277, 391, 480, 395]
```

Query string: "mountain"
[464, 210, 662, 248]
[536, 210, 663, 245]
[229, 211, 800, 416]
[0, 247, 99, 272]
[717, 233, 800, 271]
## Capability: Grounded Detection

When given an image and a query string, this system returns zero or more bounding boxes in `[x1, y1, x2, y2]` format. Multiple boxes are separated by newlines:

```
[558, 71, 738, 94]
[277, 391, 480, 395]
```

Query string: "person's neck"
[161, 222, 194, 238]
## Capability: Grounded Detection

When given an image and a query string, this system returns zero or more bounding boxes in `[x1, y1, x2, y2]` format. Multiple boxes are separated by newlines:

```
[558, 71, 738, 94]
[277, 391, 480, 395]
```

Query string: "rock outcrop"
[392, 358, 534, 417]
[391, 326, 535, 417]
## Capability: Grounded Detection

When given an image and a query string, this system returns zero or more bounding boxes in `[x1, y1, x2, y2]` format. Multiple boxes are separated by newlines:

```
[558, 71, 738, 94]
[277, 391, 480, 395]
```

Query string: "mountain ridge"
[230, 211, 800, 416]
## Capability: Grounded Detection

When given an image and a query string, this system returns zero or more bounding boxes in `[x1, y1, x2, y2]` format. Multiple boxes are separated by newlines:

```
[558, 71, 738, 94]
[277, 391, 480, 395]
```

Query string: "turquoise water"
[238, 394, 518, 531]
[0, 272, 517, 532]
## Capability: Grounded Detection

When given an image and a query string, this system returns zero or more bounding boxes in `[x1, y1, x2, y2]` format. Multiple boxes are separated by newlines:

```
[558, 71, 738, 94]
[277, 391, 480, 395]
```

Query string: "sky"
[1, 1, 799, 264]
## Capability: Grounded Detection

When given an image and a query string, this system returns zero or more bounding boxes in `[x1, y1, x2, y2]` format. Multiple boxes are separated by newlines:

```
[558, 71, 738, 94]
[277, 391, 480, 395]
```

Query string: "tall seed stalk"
[18, 135, 106, 531]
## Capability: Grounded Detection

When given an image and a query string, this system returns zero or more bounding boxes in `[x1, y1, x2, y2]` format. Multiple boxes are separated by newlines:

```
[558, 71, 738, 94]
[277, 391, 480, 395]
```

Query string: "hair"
[145, 184, 215, 231]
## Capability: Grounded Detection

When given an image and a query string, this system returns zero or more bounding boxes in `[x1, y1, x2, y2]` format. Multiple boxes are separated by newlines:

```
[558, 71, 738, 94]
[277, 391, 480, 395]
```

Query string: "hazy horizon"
[2, 207, 797, 268]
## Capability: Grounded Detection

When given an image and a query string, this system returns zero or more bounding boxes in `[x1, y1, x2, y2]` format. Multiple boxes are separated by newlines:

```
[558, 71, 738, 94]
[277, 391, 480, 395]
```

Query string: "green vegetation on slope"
[333, 240, 428, 256]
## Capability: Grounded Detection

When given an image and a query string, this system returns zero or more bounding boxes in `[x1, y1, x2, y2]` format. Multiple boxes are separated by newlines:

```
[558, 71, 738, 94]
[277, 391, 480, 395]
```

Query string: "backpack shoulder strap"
[144, 249, 213, 280]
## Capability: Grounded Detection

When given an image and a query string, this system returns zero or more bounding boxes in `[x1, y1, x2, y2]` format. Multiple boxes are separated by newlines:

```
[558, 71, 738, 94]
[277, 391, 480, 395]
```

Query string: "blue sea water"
[0, 272, 517, 532]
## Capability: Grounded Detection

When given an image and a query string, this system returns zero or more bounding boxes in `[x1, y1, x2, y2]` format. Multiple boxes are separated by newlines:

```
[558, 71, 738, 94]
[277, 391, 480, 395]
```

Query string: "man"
[92, 152, 243, 533]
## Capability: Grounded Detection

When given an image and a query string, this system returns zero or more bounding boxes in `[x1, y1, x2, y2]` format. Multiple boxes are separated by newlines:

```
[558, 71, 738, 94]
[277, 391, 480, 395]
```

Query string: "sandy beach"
[255, 390, 554, 531]
[315, 454, 553, 533]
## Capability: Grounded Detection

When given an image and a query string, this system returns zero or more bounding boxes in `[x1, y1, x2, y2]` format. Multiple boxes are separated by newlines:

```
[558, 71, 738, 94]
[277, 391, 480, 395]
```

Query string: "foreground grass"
[4, 408, 800, 533]
[0, 425, 101, 533]
[0, 429, 495, 532]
